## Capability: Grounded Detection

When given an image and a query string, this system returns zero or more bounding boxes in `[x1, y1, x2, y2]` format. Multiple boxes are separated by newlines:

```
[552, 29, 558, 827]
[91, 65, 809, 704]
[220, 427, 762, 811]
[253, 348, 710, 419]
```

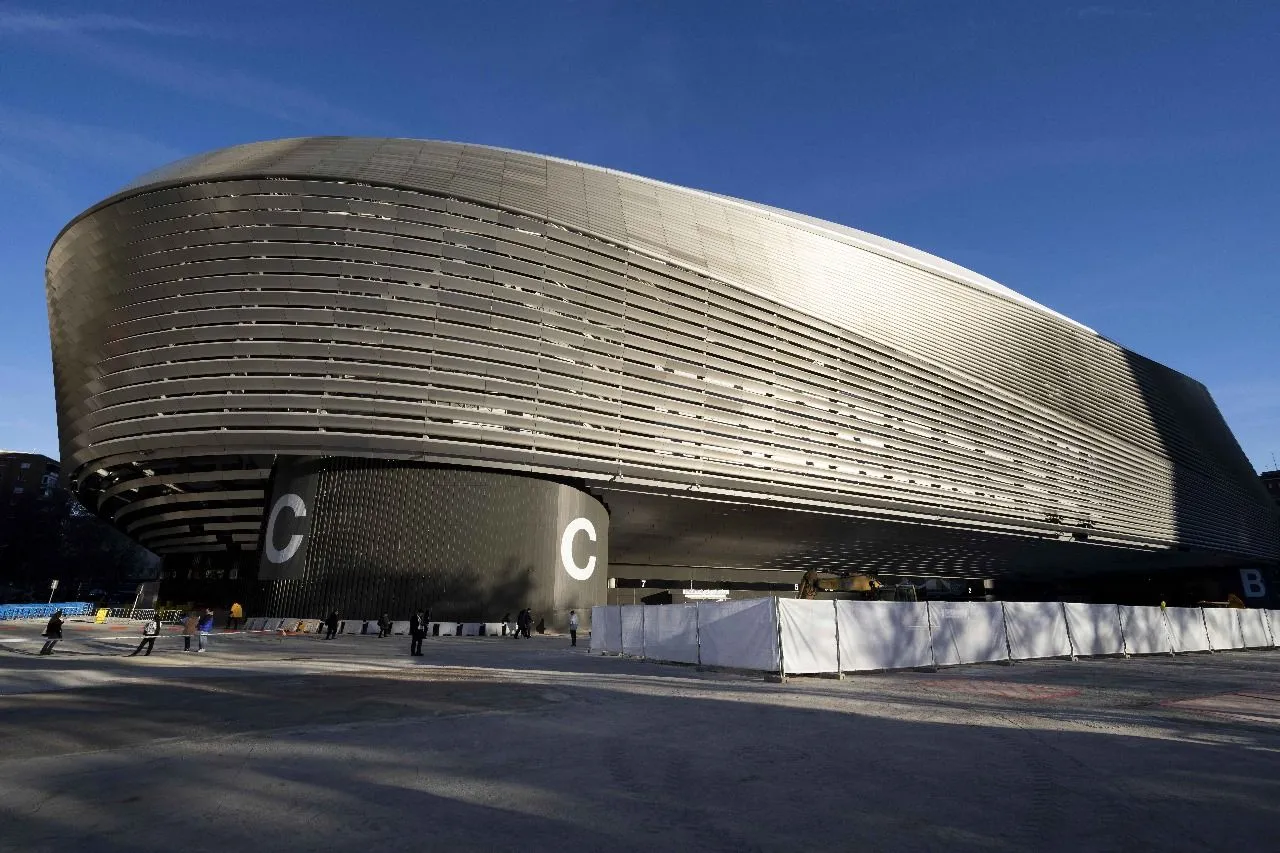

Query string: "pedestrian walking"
[377, 613, 391, 638]
[409, 610, 427, 656]
[517, 608, 532, 639]
[182, 611, 199, 651]
[568, 610, 579, 647]
[324, 611, 339, 640]
[196, 608, 214, 652]
[228, 602, 244, 630]
[39, 609, 64, 655]
[129, 615, 162, 656]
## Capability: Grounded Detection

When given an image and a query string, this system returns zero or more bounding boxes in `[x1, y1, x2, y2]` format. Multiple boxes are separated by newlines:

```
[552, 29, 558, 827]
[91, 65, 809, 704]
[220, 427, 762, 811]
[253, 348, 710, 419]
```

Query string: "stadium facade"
[45, 137, 1280, 623]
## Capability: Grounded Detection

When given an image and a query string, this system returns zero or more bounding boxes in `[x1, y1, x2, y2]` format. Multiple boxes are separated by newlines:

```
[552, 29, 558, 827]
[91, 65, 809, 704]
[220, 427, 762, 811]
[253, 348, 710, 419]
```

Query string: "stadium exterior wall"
[259, 459, 606, 627]
[45, 137, 1280, 614]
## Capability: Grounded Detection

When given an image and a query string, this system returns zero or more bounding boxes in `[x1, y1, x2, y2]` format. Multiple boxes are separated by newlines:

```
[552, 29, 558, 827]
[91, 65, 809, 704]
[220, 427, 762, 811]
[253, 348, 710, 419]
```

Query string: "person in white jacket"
[568, 610, 580, 647]
[129, 615, 162, 657]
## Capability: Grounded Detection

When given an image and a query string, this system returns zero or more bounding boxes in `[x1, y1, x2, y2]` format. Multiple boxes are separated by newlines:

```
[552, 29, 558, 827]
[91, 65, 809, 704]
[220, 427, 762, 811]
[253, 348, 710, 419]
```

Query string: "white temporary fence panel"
[1003, 602, 1072, 660]
[588, 606, 606, 650]
[588, 607, 604, 650]
[1203, 608, 1243, 651]
[1062, 603, 1124, 656]
[837, 600, 932, 671]
[590, 605, 622, 653]
[1239, 609, 1270, 648]
[263, 618, 284, 632]
[697, 599, 779, 671]
[927, 601, 1009, 666]
[642, 604, 700, 664]
[1118, 606, 1171, 655]
[1165, 607, 1211, 653]
[1269, 611, 1280, 646]
[777, 599, 839, 674]
[245, 618, 265, 631]
[391, 620, 410, 635]
[620, 605, 646, 656]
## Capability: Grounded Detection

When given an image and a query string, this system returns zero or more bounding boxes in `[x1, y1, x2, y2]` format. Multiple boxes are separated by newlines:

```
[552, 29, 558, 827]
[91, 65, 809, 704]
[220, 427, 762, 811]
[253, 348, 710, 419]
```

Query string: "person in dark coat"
[377, 613, 391, 638]
[40, 610, 64, 655]
[324, 611, 339, 640]
[128, 615, 162, 657]
[181, 611, 198, 651]
[196, 609, 214, 652]
[409, 610, 427, 656]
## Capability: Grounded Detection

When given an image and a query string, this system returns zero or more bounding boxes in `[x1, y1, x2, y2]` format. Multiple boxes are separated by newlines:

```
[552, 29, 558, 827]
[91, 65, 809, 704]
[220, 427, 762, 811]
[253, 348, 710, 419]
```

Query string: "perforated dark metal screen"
[262, 460, 607, 625]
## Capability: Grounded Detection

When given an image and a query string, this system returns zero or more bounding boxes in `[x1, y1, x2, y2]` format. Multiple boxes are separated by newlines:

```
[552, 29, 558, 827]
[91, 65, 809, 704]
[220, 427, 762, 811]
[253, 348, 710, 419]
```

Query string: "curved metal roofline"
[54, 135, 1092, 334]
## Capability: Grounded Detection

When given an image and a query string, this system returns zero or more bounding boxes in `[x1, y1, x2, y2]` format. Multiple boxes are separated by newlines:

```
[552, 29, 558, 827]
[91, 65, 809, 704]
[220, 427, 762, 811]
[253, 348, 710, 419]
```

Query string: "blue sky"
[1, 1, 1276, 470]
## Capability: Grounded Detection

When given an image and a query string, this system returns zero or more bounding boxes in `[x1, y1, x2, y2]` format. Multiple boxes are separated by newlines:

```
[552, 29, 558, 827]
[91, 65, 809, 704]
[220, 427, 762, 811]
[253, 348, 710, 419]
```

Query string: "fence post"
[1061, 601, 1077, 660]
[774, 595, 786, 681]
[694, 603, 702, 666]
[640, 603, 646, 660]
[832, 599, 843, 679]
[925, 600, 939, 671]
[999, 601, 1014, 665]
[1199, 606, 1214, 654]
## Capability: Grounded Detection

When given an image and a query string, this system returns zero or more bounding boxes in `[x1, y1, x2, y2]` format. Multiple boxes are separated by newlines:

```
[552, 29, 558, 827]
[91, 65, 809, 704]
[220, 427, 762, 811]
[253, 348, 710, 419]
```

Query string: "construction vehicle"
[796, 569, 918, 602]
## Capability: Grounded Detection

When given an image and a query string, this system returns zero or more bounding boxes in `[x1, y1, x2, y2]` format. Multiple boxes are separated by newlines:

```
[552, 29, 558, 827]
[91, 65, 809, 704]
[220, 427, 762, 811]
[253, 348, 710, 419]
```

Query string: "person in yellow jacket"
[228, 602, 244, 631]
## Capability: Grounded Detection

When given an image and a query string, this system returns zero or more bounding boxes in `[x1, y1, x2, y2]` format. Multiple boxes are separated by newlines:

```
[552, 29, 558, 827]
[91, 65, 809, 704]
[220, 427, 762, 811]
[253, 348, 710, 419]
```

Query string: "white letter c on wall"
[265, 493, 307, 564]
[561, 517, 597, 581]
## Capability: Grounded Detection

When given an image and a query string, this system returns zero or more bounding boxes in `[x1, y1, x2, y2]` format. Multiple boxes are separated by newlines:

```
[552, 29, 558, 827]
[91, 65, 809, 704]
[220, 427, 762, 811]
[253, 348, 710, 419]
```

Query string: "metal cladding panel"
[263, 460, 607, 625]
[45, 137, 1279, 573]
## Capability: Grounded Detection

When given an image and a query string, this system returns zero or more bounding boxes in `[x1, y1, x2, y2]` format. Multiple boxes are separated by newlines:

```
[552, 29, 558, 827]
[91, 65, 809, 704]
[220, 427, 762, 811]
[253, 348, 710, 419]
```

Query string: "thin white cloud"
[0, 7, 375, 128]
[0, 8, 194, 37]
[70, 36, 374, 126]
[0, 148, 73, 211]
[0, 106, 182, 166]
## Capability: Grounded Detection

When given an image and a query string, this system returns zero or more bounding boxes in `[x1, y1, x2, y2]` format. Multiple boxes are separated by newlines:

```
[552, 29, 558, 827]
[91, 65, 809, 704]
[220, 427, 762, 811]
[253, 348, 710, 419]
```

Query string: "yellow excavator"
[796, 569, 917, 601]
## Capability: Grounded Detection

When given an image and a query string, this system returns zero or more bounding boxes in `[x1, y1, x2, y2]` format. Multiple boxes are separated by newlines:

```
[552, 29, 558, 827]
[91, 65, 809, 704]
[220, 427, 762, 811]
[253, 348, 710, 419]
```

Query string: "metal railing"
[102, 607, 187, 624]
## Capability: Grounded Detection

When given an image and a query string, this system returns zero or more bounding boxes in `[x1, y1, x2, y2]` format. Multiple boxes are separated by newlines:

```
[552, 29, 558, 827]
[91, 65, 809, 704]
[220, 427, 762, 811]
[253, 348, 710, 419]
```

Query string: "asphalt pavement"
[1, 618, 1278, 852]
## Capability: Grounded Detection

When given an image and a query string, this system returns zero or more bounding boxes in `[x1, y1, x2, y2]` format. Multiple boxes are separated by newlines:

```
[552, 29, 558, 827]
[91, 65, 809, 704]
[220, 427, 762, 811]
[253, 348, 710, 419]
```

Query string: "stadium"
[45, 137, 1280, 623]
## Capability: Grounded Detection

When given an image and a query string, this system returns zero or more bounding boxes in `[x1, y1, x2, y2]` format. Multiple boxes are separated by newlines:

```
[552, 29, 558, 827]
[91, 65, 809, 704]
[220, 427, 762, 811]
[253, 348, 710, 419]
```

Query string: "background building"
[45, 137, 1280, 622]
[1262, 470, 1280, 507]
[0, 450, 159, 604]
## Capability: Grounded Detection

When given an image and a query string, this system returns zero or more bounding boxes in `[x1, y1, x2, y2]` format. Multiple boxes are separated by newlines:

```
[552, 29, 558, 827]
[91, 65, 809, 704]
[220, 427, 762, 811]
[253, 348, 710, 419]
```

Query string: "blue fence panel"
[0, 602, 93, 621]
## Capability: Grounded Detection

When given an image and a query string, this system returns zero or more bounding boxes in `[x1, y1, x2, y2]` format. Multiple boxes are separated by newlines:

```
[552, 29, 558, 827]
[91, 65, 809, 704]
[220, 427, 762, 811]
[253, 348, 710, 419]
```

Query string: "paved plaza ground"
[1, 618, 1278, 852]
